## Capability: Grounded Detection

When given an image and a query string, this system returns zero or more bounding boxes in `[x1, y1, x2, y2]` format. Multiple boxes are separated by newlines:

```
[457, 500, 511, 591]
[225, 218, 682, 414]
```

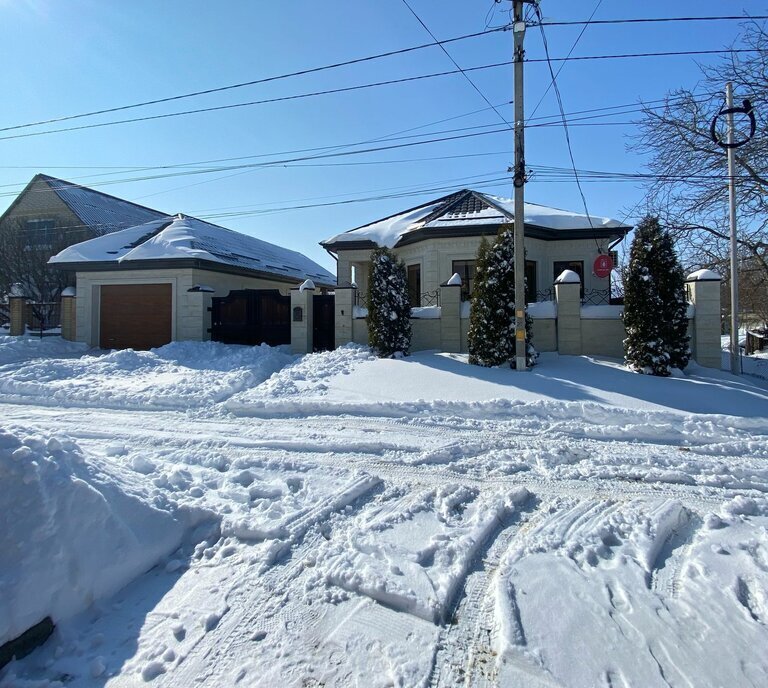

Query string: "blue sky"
[0, 1, 763, 271]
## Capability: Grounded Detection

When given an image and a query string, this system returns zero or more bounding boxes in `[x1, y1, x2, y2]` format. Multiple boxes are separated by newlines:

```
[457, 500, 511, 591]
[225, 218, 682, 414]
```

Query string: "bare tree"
[633, 21, 768, 288]
[0, 218, 74, 303]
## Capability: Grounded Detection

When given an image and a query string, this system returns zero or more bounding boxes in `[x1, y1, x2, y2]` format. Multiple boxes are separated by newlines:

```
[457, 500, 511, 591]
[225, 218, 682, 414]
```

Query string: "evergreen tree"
[467, 236, 493, 365]
[623, 216, 690, 375]
[366, 247, 412, 358]
[656, 230, 691, 369]
[468, 226, 534, 367]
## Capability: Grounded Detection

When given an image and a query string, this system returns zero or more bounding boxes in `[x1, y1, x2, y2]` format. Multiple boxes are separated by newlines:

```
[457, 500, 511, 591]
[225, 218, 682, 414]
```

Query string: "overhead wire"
[529, 0, 603, 120]
[0, 26, 511, 134]
[0, 50, 756, 143]
[533, 4, 599, 246]
[0, 90, 720, 201]
[399, 0, 512, 128]
[535, 15, 768, 28]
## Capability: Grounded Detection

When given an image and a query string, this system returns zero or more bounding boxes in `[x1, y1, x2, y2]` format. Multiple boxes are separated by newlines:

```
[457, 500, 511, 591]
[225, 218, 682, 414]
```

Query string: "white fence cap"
[686, 268, 721, 282]
[555, 269, 581, 284]
[446, 272, 462, 286]
[299, 279, 316, 292]
[61, 287, 77, 297]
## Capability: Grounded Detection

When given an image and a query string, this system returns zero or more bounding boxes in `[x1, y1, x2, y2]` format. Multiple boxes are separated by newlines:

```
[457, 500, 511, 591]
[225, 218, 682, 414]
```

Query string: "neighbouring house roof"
[321, 189, 632, 251]
[0, 174, 168, 233]
[49, 214, 336, 287]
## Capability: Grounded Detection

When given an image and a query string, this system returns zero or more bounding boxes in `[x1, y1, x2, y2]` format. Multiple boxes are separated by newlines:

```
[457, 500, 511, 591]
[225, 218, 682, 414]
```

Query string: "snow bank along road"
[1, 341, 768, 687]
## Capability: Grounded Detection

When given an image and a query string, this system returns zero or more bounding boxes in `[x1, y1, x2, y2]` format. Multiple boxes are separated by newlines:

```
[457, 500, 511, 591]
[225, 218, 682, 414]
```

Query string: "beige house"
[49, 214, 335, 350]
[321, 188, 631, 305]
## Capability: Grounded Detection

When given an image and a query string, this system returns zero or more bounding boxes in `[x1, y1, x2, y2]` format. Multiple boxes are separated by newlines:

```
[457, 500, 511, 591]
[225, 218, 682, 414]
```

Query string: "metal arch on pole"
[711, 84, 757, 375]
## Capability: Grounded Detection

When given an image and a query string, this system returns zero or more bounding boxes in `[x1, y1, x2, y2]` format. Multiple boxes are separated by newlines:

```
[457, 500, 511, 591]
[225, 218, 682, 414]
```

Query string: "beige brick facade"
[74, 268, 293, 348]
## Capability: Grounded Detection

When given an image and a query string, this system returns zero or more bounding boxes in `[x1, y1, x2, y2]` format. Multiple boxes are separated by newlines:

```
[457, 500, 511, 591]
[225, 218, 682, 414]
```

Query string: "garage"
[48, 214, 336, 349]
[100, 284, 172, 350]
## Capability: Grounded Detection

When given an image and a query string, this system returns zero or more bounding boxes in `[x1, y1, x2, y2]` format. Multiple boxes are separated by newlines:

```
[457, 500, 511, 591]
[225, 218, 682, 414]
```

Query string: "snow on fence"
[331, 271, 721, 368]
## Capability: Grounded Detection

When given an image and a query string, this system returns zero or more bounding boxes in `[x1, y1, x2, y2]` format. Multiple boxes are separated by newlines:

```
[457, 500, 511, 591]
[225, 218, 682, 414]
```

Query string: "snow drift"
[0, 427, 185, 646]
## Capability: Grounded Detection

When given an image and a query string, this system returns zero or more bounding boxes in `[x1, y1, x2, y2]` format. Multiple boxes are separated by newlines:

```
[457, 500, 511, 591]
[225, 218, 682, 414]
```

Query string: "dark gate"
[211, 289, 290, 346]
[313, 294, 335, 352]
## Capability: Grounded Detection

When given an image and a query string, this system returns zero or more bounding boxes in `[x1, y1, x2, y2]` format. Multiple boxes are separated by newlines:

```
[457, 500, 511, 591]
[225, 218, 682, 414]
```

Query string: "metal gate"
[211, 289, 290, 346]
[313, 294, 335, 352]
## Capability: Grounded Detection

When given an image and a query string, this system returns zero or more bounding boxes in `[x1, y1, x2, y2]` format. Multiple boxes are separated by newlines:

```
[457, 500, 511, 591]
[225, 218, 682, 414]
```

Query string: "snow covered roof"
[322, 189, 631, 250]
[50, 214, 336, 286]
[38, 174, 168, 233]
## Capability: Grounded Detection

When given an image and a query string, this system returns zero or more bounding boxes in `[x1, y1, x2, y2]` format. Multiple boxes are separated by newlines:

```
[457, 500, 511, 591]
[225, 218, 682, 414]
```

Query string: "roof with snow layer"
[321, 189, 632, 250]
[35, 174, 168, 233]
[50, 214, 336, 287]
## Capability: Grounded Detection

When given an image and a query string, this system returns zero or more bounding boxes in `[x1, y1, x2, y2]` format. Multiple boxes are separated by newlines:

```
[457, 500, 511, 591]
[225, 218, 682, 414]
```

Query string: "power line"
[399, 0, 512, 128]
[0, 26, 511, 134]
[0, 127, 514, 198]
[0, 67, 512, 143]
[0, 50, 754, 143]
[529, 0, 603, 120]
[0, 91, 719, 202]
[536, 15, 768, 28]
[528, 48, 760, 63]
[534, 5, 597, 241]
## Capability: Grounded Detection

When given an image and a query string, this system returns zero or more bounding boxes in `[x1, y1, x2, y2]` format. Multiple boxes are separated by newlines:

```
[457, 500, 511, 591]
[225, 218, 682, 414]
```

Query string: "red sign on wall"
[593, 254, 613, 279]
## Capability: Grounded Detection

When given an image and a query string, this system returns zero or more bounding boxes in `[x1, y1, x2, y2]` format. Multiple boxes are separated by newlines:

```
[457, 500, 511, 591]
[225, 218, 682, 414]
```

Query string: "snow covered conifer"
[468, 226, 534, 367]
[656, 230, 691, 370]
[366, 247, 412, 358]
[467, 235, 493, 365]
[623, 216, 689, 375]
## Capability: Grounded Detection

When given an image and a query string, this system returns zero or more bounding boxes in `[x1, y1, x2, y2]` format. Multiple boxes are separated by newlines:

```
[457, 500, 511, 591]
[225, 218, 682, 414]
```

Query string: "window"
[525, 260, 537, 304]
[407, 264, 421, 307]
[452, 260, 476, 301]
[553, 260, 584, 298]
[25, 219, 56, 250]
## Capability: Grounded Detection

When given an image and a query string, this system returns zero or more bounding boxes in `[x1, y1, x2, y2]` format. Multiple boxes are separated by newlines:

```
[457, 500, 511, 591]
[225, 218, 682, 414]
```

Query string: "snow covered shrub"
[366, 247, 412, 358]
[468, 226, 534, 367]
[623, 216, 690, 375]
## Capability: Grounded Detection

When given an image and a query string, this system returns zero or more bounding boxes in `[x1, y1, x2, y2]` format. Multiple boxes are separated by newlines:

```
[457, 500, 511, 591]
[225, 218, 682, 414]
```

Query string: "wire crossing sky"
[0, 0, 761, 269]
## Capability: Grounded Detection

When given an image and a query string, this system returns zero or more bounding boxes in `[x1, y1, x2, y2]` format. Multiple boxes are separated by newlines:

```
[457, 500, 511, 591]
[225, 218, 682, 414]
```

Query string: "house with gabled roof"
[321, 188, 631, 305]
[0, 174, 169, 305]
[0, 173, 169, 252]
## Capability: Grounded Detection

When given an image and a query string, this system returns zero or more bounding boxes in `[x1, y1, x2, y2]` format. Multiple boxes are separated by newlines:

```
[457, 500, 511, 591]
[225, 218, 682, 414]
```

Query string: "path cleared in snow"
[1, 338, 767, 687]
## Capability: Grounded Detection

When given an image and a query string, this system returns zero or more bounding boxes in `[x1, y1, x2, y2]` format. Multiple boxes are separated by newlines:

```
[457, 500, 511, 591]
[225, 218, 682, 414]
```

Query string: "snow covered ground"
[1, 337, 767, 687]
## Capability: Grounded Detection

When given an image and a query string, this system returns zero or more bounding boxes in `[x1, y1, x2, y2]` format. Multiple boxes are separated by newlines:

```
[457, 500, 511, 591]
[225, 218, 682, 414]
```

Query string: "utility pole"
[512, 0, 528, 371]
[726, 82, 740, 375]
[710, 85, 755, 375]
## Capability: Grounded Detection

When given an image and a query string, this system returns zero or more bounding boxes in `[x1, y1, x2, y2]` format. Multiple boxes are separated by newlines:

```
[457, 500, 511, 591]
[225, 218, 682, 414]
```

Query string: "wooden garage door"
[100, 284, 172, 350]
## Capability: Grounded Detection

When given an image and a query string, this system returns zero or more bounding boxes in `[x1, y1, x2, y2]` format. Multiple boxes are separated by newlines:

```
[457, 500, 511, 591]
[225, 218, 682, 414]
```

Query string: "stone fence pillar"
[334, 286, 355, 347]
[291, 280, 315, 354]
[60, 287, 77, 341]
[555, 270, 582, 355]
[9, 285, 28, 336]
[440, 274, 462, 353]
[686, 269, 721, 369]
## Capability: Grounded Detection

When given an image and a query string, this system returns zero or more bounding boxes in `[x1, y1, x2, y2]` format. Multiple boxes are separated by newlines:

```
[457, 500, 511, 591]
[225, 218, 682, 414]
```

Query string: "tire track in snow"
[427, 496, 554, 688]
[166, 476, 381, 687]
[432, 498, 643, 688]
